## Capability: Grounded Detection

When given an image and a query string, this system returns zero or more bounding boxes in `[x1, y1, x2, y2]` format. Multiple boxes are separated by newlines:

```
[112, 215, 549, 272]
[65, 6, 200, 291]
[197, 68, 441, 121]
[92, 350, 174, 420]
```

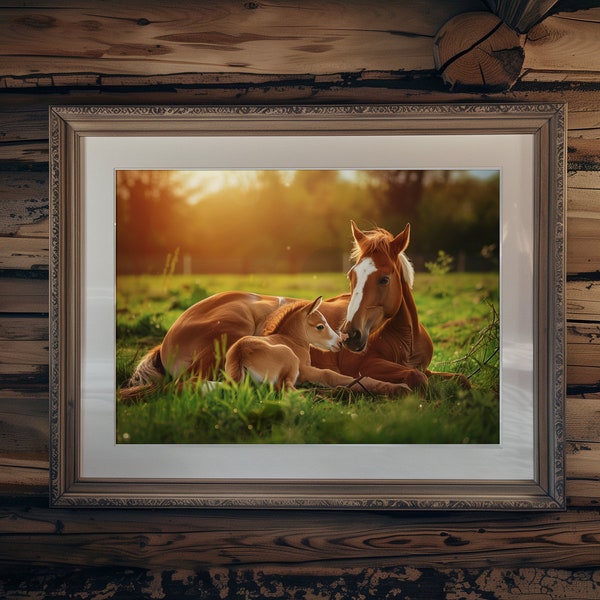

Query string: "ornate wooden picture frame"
[49, 104, 565, 509]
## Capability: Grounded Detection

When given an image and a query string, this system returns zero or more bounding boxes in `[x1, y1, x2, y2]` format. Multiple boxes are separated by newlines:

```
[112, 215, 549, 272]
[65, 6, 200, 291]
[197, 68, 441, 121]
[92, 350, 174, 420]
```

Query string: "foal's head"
[342, 221, 414, 352]
[264, 296, 341, 352]
[303, 296, 342, 352]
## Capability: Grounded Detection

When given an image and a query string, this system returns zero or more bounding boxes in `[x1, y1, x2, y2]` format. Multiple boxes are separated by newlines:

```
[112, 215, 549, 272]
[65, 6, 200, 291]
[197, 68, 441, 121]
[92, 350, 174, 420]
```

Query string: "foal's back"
[224, 297, 340, 390]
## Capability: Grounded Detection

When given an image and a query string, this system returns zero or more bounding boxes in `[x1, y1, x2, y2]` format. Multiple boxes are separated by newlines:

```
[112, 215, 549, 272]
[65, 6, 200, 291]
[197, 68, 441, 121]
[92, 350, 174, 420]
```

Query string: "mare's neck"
[389, 278, 421, 333]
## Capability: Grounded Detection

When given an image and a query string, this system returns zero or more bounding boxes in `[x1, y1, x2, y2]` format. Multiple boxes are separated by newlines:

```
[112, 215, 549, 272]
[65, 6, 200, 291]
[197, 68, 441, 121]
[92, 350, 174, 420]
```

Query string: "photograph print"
[115, 168, 500, 446]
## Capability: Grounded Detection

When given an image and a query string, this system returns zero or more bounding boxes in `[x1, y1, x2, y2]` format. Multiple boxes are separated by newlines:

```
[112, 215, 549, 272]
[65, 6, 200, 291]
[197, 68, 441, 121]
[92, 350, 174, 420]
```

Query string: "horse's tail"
[224, 341, 244, 383]
[119, 345, 165, 402]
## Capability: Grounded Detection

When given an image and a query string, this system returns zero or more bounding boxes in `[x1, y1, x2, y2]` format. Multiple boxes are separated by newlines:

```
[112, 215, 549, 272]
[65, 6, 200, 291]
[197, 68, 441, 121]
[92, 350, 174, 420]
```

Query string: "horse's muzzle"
[343, 328, 367, 352]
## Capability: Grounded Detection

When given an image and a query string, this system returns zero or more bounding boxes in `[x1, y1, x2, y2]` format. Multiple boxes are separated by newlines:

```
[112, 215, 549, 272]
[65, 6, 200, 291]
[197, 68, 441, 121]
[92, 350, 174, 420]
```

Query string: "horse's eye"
[379, 275, 390, 285]
[316, 324, 325, 330]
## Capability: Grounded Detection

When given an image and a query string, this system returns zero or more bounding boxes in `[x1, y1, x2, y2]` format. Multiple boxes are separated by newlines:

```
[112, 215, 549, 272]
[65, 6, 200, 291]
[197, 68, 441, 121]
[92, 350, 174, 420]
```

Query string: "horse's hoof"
[406, 369, 429, 390]
[456, 374, 472, 389]
[392, 383, 412, 396]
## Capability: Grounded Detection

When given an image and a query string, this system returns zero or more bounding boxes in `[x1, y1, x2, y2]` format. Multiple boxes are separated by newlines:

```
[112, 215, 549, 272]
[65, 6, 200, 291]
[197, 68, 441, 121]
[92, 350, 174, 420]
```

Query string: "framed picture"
[49, 104, 566, 509]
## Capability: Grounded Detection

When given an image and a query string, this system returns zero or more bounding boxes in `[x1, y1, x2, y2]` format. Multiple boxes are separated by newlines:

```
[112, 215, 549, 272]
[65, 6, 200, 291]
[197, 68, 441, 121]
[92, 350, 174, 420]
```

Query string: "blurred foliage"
[425, 250, 454, 277]
[116, 169, 499, 275]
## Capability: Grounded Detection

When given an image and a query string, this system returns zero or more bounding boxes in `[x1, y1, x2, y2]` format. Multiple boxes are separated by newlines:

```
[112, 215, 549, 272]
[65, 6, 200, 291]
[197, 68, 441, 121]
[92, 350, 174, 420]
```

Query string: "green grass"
[117, 375, 498, 445]
[116, 271, 500, 445]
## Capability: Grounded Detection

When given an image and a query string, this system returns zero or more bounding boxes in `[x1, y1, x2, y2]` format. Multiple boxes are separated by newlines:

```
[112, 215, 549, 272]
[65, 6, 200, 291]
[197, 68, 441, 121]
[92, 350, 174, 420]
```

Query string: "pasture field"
[116, 271, 499, 445]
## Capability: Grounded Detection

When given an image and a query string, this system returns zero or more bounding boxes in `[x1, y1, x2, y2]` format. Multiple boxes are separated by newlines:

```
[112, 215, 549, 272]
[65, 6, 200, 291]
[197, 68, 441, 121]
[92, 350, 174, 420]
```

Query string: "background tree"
[116, 171, 189, 274]
[116, 169, 499, 275]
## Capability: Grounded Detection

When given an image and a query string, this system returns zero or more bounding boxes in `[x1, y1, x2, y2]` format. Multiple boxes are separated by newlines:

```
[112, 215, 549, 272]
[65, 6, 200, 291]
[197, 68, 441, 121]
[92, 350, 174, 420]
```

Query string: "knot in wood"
[15, 14, 56, 29]
[434, 12, 524, 92]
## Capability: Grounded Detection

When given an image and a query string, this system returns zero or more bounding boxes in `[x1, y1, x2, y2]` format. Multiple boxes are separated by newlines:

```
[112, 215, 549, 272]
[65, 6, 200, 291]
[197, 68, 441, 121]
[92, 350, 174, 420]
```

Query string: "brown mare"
[225, 296, 341, 390]
[314, 221, 437, 388]
[122, 221, 465, 399]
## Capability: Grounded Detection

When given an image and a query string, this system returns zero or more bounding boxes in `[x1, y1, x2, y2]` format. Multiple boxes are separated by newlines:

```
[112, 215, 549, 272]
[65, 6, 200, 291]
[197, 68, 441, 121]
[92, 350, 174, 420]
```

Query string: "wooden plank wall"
[0, 1, 599, 597]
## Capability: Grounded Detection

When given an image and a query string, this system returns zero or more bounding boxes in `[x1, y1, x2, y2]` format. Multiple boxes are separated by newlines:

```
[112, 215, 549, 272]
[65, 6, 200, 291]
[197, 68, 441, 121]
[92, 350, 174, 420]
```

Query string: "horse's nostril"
[342, 328, 366, 353]
[349, 329, 361, 341]
[343, 329, 362, 346]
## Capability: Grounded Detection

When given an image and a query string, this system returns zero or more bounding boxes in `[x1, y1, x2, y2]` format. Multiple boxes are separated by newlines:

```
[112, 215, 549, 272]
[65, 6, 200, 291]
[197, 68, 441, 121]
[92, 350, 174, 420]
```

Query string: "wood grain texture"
[568, 238, 600, 277]
[568, 442, 600, 481]
[0, 279, 48, 312]
[569, 138, 600, 171]
[434, 12, 524, 91]
[0, 505, 599, 569]
[0, 0, 481, 82]
[567, 397, 600, 441]
[494, 0, 560, 32]
[567, 283, 600, 323]
[0, 316, 47, 341]
[0, 3, 596, 89]
[567, 480, 600, 506]
[0, 173, 48, 236]
[567, 324, 600, 388]
[0, 237, 48, 271]
[524, 10, 600, 77]
[0, 341, 48, 372]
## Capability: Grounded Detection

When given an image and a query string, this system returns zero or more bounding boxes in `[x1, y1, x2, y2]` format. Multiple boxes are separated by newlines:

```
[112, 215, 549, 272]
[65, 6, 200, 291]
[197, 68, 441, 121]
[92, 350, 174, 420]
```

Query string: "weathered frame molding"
[49, 103, 566, 510]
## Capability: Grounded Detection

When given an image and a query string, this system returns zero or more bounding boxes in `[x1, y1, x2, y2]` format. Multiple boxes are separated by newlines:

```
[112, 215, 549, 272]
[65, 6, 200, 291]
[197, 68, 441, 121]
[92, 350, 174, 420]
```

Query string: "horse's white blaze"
[346, 257, 377, 322]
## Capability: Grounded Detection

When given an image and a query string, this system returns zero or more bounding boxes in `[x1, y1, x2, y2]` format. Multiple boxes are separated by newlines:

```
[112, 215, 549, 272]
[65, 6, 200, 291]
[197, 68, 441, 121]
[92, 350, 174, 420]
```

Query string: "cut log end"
[434, 12, 524, 92]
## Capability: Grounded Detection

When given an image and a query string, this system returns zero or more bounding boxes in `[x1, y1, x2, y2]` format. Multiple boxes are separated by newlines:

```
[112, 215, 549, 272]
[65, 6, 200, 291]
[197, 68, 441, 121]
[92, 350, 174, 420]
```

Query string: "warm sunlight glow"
[174, 171, 259, 204]
[172, 170, 367, 204]
[116, 168, 499, 276]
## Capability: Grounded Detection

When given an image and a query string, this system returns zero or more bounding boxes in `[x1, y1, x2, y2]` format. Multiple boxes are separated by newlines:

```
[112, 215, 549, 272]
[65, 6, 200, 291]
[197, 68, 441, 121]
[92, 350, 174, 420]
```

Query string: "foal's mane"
[350, 226, 415, 289]
[262, 300, 310, 336]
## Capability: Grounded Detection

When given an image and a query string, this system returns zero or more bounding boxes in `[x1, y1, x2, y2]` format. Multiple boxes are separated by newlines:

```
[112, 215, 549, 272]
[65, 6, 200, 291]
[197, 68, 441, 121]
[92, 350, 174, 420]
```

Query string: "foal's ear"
[307, 296, 323, 315]
[390, 223, 410, 256]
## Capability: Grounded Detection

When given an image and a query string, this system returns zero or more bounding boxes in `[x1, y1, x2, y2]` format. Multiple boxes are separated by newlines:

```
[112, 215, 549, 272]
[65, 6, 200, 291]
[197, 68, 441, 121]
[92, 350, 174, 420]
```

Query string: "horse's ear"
[307, 296, 323, 315]
[351, 220, 367, 249]
[390, 223, 410, 256]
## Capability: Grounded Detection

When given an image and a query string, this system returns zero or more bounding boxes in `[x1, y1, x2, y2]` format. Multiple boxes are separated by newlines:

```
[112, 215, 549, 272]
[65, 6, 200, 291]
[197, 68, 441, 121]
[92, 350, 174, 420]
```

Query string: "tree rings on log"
[434, 12, 524, 92]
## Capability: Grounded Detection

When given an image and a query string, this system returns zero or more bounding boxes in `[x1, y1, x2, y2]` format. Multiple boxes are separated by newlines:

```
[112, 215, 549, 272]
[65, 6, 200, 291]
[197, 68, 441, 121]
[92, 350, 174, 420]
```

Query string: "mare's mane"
[350, 226, 415, 289]
[261, 300, 310, 336]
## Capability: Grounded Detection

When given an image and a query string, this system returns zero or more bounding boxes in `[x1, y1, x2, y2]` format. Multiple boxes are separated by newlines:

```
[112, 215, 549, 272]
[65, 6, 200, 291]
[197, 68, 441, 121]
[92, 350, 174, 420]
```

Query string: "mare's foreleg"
[356, 356, 430, 390]
[298, 365, 410, 397]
